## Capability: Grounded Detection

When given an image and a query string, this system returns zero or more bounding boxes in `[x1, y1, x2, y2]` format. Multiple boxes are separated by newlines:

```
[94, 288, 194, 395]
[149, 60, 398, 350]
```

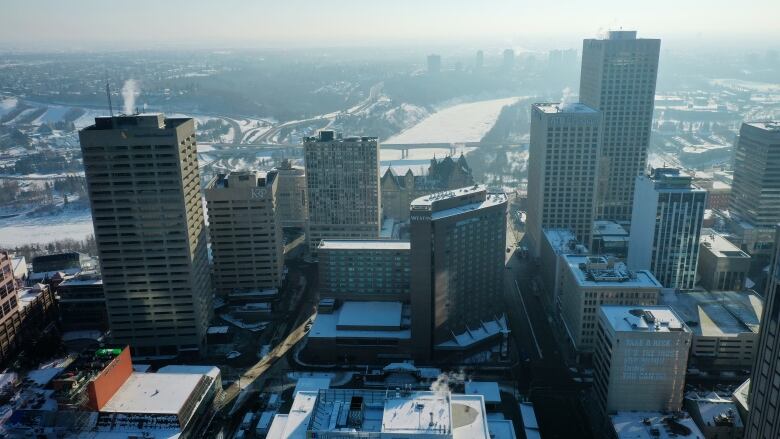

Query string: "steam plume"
[559, 86, 575, 109]
[121, 79, 140, 114]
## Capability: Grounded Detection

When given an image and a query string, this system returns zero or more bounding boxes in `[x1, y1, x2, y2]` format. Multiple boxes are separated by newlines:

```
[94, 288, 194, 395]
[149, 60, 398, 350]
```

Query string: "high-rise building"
[579, 30, 660, 221]
[527, 102, 601, 256]
[410, 186, 507, 359]
[746, 226, 780, 438]
[697, 229, 751, 291]
[79, 114, 212, 357]
[594, 305, 691, 414]
[304, 130, 381, 254]
[269, 159, 307, 229]
[627, 168, 707, 290]
[0, 251, 21, 365]
[729, 122, 780, 255]
[427, 54, 441, 73]
[205, 171, 283, 296]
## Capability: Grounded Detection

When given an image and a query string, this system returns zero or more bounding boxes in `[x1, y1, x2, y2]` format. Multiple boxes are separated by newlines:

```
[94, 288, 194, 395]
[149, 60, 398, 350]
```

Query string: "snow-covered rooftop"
[101, 373, 206, 415]
[293, 377, 331, 396]
[543, 228, 588, 254]
[308, 302, 410, 340]
[564, 255, 662, 288]
[601, 305, 689, 334]
[660, 290, 762, 336]
[611, 412, 704, 439]
[318, 240, 410, 251]
[699, 229, 750, 258]
[533, 102, 598, 114]
[464, 381, 501, 404]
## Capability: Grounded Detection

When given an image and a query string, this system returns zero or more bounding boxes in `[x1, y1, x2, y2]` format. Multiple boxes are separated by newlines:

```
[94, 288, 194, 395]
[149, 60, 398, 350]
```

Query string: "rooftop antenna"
[105, 80, 114, 118]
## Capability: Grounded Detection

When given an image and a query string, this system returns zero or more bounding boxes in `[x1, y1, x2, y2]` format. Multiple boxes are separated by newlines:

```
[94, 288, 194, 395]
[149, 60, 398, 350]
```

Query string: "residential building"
[304, 130, 381, 253]
[56, 271, 108, 332]
[628, 168, 707, 290]
[594, 305, 691, 414]
[410, 186, 507, 359]
[318, 240, 410, 301]
[266, 388, 514, 439]
[79, 114, 212, 357]
[205, 171, 284, 295]
[269, 159, 307, 229]
[579, 30, 661, 221]
[591, 220, 630, 258]
[381, 155, 474, 221]
[527, 102, 601, 256]
[0, 252, 21, 366]
[661, 289, 761, 371]
[560, 255, 661, 356]
[729, 121, 780, 255]
[698, 229, 751, 291]
[746, 227, 780, 438]
[538, 228, 588, 312]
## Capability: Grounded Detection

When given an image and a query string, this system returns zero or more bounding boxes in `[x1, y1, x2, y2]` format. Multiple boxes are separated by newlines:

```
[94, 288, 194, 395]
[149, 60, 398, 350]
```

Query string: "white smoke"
[559, 86, 575, 110]
[121, 79, 140, 114]
[429, 370, 466, 397]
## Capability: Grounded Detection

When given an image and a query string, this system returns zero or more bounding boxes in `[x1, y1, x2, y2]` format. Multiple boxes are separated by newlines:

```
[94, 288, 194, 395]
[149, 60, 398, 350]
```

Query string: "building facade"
[628, 168, 707, 290]
[539, 229, 589, 312]
[410, 186, 507, 359]
[79, 114, 212, 357]
[205, 171, 284, 295]
[381, 155, 474, 222]
[527, 102, 601, 256]
[698, 230, 751, 291]
[318, 240, 410, 301]
[0, 252, 21, 366]
[56, 271, 108, 332]
[579, 30, 660, 222]
[269, 159, 307, 229]
[304, 130, 381, 253]
[746, 226, 780, 438]
[729, 122, 780, 255]
[560, 255, 661, 355]
[594, 305, 691, 414]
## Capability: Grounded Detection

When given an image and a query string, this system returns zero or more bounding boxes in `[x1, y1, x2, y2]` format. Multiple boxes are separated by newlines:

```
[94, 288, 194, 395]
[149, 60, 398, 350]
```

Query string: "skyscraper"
[579, 30, 660, 221]
[746, 226, 780, 438]
[269, 159, 307, 229]
[79, 114, 212, 357]
[205, 171, 283, 296]
[304, 130, 381, 253]
[627, 168, 707, 290]
[0, 252, 21, 365]
[410, 185, 507, 359]
[526, 102, 601, 256]
[729, 121, 780, 254]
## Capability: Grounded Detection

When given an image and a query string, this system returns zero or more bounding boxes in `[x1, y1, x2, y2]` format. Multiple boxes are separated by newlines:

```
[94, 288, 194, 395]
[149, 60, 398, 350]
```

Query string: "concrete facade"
[269, 160, 307, 229]
[205, 171, 283, 296]
[304, 130, 381, 253]
[579, 30, 660, 221]
[698, 230, 751, 292]
[527, 103, 601, 256]
[0, 252, 21, 366]
[538, 229, 588, 312]
[79, 114, 212, 357]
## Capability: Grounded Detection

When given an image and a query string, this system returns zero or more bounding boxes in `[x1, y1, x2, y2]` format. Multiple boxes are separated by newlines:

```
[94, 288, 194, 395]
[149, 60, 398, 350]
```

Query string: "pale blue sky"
[2, 0, 778, 50]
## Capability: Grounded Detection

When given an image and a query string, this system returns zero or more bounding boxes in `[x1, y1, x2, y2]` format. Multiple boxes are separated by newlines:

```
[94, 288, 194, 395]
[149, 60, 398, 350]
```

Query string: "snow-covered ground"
[384, 97, 520, 144]
[0, 206, 93, 247]
[380, 146, 477, 174]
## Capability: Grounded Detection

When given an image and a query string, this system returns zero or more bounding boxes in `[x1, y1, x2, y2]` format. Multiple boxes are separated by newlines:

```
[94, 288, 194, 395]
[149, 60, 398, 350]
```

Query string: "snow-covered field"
[384, 97, 520, 144]
[380, 146, 477, 174]
[0, 207, 94, 247]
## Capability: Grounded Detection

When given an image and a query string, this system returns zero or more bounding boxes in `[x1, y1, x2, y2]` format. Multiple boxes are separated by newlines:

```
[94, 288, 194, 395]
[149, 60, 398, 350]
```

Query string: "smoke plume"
[121, 79, 140, 115]
[559, 86, 575, 109]
[429, 370, 466, 397]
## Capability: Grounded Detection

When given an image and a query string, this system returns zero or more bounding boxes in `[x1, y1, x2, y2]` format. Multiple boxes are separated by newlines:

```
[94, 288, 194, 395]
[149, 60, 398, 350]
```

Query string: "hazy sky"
[2, 0, 779, 51]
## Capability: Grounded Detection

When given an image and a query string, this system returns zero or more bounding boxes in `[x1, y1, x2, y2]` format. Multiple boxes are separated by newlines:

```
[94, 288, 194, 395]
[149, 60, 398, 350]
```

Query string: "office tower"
[729, 122, 780, 254]
[526, 102, 601, 256]
[410, 186, 507, 359]
[269, 159, 307, 229]
[539, 229, 588, 312]
[318, 240, 410, 301]
[304, 130, 381, 253]
[746, 226, 780, 438]
[594, 305, 691, 413]
[427, 54, 441, 73]
[502, 49, 515, 70]
[627, 168, 707, 290]
[0, 252, 21, 365]
[205, 171, 283, 295]
[697, 229, 751, 291]
[579, 30, 660, 221]
[475, 50, 484, 70]
[79, 114, 212, 357]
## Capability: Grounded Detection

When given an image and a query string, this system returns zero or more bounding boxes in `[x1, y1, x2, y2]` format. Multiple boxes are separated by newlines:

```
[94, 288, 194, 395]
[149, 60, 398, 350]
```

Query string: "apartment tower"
[304, 130, 381, 253]
[79, 114, 212, 357]
[580, 30, 660, 221]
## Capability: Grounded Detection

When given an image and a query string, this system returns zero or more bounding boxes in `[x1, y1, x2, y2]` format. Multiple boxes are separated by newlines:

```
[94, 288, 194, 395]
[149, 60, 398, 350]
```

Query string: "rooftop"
[318, 240, 410, 251]
[412, 184, 486, 207]
[293, 377, 331, 396]
[543, 228, 588, 255]
[533, 102, 598, 114]
[309, 301, 410, 340]
[464, 381, 501, 404]
[699, 229, 750, 259]
[660, 290, 762, 336]
[685, 391, 743, 429]
[601, 305, 689, 334]
[611, 412, 704, 439]
[100, 372, 206, 415]
[593, 220, 629, 237]
[745, 121, 780, 132]
[565, 255, 662, 288]
[84, 113, 190, 131]
[304, 130, 377, 143]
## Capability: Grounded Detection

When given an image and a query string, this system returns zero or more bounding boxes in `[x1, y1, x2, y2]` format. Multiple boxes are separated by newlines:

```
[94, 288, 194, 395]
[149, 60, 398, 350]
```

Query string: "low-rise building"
[610, 412, 705, 439]
[56, 271, 108, 332]
[685, 391, 744, 439]
[560, 255, 661, 357]
[698, 230, 751, 291]
[660, 290, 761, 370]
[594, 305, 691, 414]
[318, 240, 410, 301]
[267, 388, 512, 439]
[539, 229, 588, 312]
[30, 252, 95, 281]
[591, 220, 630, 259]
